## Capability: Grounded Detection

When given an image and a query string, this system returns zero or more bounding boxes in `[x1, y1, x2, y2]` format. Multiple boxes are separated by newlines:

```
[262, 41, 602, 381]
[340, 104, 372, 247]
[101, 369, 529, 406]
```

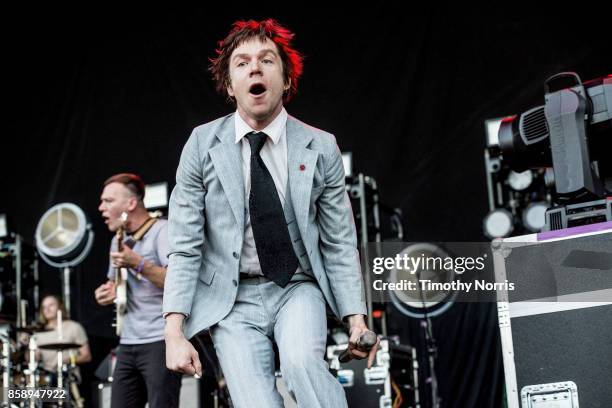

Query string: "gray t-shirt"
[107, 219, 168, 345]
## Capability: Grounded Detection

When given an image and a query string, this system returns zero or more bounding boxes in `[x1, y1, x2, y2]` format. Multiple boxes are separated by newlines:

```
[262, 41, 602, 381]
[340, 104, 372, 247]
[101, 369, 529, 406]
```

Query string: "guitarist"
[94, 173, 182, 408]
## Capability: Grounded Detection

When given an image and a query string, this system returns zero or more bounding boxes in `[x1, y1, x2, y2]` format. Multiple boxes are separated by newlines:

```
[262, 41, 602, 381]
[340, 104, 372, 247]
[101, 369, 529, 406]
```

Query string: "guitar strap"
[131, 217, 158, 242]
[123, 217, 158, 249]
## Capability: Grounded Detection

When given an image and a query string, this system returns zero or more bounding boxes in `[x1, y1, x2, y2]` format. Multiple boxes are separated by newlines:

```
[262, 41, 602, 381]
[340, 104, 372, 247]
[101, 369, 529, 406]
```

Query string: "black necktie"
[247, 131, 298, 287]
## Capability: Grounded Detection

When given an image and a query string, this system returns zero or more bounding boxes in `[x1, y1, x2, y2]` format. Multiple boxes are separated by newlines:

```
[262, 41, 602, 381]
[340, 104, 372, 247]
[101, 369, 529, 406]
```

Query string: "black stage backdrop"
[3, 7, 610, 407]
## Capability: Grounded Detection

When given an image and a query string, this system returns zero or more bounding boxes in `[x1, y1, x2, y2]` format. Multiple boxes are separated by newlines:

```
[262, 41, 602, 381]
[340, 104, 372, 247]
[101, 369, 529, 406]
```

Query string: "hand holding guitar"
[110, 245, 142, 269]
[94, 281, 117, 306]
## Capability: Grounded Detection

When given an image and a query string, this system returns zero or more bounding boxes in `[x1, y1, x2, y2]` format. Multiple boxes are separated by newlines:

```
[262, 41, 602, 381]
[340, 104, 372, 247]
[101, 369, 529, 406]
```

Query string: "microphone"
[338, 330, 378, 363]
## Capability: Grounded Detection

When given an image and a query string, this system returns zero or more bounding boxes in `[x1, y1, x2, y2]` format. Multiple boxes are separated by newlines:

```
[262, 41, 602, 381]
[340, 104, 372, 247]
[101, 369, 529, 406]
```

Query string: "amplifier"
[493, 221, 612, 407]
[97, 375, 200, 408]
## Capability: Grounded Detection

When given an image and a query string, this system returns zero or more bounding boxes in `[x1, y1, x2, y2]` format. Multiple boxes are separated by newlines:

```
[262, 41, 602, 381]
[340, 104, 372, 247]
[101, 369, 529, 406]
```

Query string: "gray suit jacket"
[163, 113, 367, 339]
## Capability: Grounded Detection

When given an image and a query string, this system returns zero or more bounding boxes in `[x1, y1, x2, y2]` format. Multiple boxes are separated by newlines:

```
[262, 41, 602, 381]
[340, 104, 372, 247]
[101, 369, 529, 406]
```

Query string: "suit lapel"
[209, 115, 245, 231]
[287, 117, 319, 237]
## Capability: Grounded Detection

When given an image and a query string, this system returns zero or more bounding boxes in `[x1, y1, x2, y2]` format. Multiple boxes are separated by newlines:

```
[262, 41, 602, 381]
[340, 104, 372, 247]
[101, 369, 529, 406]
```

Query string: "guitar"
[113, 212, 128, 336]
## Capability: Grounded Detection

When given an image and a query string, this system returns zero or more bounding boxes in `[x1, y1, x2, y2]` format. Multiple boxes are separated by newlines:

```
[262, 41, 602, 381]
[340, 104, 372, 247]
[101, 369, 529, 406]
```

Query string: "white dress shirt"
[234, 108, 302, 276]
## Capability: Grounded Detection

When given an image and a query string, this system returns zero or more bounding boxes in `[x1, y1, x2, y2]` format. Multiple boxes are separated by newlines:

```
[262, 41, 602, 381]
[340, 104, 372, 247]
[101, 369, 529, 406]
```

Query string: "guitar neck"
[116, 228, 124, 251]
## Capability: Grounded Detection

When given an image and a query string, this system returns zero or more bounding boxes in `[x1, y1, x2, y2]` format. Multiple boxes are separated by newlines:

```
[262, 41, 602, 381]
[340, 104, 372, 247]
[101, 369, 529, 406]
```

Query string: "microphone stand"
[416, 269, 441, 408]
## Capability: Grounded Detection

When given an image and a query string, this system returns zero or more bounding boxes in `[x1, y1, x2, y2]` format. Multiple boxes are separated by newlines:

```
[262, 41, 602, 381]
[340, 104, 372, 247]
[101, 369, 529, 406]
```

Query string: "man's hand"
[164, 314, 202, 377]
[18, 332, 30, 346]
[94, 281, 117, 306]
[110, 246, 142, 269]
[346, 314, 380, 369]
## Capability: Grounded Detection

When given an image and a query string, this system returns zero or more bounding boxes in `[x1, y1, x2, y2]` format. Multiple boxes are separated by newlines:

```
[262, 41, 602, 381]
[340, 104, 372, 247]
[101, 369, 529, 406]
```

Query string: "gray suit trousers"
[210, 276, 347, 408]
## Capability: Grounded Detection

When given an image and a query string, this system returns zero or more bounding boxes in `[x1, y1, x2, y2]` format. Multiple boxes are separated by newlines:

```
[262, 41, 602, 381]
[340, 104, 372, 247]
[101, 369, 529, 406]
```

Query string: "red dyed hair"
[209, 19, 304, 103]
[103, 173, 145, 202]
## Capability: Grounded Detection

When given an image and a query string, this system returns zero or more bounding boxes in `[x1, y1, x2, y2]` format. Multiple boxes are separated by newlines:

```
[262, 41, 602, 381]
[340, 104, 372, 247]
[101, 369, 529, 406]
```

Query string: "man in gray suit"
[163, 19, 378, 408]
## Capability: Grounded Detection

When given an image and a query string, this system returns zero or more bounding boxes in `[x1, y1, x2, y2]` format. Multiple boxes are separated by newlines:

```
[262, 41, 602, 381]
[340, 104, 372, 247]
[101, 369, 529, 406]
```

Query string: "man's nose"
[249, 60, 262, 75]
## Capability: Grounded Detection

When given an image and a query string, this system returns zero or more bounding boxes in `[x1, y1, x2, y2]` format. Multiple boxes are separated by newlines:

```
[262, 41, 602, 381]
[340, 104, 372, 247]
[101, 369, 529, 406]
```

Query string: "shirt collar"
[234, 107, 287, 145]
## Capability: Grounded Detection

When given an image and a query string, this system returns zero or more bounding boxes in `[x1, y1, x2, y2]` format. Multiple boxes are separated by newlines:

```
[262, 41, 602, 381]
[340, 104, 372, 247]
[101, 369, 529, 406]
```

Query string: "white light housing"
[484, 118, 504, 147]
[341, 152, 353, 177]
[0, 214, 7, 238]
[484, 209, 514, 239]
[144, 182, 168, 209]
[507, 170, 533, 191]
[523, 202, 548, 232]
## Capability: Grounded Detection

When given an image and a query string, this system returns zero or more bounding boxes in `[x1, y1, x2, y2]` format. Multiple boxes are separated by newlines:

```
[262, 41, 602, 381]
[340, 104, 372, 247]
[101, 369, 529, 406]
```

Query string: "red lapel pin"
[299, 164, 305, 171]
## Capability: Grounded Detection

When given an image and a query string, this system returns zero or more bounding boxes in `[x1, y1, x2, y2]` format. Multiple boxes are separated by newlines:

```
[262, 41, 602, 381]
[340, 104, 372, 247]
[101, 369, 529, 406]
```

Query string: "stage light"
[144, 182, 168, 209]
[35, 203, 93, 267]
[522, 202, 548, 232]
[388, 243, 457, 319]
[507, 170, 533, 191]
[35, 203, 94, 316]
[0, 214, 7, 238]
[498, 72, 611, 203]
[484, 117, 505, 147]
[483, 209, 514, 239]
[342, 152, 353, 177]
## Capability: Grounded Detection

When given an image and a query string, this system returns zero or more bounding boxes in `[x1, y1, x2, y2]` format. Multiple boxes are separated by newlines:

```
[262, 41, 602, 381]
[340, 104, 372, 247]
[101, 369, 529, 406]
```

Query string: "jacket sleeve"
[316, 137, 367, 319]
[163, 129, 206, 317]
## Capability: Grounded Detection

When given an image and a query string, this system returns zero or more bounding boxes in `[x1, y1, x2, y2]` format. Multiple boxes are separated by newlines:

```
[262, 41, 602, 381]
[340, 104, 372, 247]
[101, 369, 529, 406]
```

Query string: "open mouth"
[249, 83, 267, 96]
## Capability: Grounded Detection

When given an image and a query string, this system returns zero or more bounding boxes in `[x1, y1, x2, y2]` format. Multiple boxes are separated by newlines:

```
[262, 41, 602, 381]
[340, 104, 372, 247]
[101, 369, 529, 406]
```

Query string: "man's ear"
[284, 78, 291, 92]
[127, 197, 138, 212]
[227, 81, 235, 97]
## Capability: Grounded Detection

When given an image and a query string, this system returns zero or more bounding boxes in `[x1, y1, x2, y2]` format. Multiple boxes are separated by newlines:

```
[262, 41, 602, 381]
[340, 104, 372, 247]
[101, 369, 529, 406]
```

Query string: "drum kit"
[0, 315, 84, 407]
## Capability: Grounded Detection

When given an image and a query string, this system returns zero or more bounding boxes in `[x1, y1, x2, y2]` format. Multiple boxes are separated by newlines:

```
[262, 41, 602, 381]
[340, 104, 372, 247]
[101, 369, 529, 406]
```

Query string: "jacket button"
[232, 279, 238, 287]
[233, 252, 239, 259]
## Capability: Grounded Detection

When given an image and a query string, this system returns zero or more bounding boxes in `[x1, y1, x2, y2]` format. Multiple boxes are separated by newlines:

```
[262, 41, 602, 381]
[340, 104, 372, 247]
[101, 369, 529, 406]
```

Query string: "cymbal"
[17, 325, 50, 334]
[37, 342, 82, 351]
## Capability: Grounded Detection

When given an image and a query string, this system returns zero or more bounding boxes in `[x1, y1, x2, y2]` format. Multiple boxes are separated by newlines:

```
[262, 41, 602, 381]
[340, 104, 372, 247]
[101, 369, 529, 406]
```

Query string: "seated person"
[25, 295, 92, 381]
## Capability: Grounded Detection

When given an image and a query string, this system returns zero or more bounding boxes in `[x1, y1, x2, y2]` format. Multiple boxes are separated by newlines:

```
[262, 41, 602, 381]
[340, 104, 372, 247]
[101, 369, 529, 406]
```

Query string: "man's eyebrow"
[232, 53, 249, 61]
[258, 49, 278, 57]
[232, 49, 279, 61]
